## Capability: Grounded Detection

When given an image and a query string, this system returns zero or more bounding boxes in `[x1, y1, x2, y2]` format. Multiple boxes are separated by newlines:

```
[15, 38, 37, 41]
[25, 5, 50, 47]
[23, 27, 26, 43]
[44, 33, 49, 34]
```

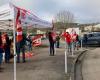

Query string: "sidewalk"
[82, 48, 100, 80]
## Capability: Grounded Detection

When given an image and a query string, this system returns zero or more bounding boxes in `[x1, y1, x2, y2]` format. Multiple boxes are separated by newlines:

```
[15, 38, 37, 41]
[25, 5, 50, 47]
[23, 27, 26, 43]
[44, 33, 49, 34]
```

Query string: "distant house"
[79, 23, 100, 32]
[54, 22, 78, 29]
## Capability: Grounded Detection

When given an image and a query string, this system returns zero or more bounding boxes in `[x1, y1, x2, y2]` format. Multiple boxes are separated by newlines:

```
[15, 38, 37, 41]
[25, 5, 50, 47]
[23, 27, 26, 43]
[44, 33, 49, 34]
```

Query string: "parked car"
[82, 32, 100, 46]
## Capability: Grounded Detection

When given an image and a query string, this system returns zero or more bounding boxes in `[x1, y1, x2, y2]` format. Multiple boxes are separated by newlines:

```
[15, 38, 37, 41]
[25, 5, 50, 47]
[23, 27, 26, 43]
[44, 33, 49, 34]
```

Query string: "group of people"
[62, 31, 80, 53]
[0, 32, 32, 71]
[0, 32, 12, 71]
[48, 30, 80, 56]
[16, 32, 32, 63]
[0, 30, 80, 71]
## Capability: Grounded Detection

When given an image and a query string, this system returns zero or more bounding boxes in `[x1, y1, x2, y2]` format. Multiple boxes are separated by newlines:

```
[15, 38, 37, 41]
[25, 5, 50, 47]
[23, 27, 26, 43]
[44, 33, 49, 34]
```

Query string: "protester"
[0, 32, 4, 71]
[2, 32, 11, 63]
[4, 33, 11, 63]
[26, 34, 32, 52]
[56, 34, 60, 48]
[10, 38, 14, 59]
[71, 32, 79, 50]
[62, 31, 72, 53]
[76, 34, 80, 50]
[83, 34, 88, 48]
[16, 32, 31, 63]
[16, 32, 25, 63]
[48, 31, 55, 56]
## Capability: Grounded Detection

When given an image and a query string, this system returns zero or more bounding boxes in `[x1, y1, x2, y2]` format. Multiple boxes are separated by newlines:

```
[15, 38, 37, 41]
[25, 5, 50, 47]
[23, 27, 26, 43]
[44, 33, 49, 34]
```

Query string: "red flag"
[16, 20, 23, 42]
[16, 8, 23, 42]
[21, 9, 27, 19]
[16, 8, 20, 27]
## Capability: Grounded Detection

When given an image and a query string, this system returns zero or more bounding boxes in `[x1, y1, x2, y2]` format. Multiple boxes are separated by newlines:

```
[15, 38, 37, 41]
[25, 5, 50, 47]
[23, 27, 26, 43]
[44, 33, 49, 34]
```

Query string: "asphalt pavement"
[82, 48, 100, 80]
[0, 47, 67, 80]
[0, 39, 87, 80]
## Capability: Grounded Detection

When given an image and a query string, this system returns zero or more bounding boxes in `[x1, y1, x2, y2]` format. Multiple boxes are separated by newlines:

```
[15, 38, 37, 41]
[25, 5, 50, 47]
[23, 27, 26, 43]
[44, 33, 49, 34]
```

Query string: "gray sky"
[0, 0, 100, 23]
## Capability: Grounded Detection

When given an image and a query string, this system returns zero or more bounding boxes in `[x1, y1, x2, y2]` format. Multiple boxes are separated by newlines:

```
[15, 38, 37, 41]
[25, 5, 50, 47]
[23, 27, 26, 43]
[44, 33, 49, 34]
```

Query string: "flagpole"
[13, 16, 17, 80]
[9, 1, 17, 80]
[8, 1, 17, 80]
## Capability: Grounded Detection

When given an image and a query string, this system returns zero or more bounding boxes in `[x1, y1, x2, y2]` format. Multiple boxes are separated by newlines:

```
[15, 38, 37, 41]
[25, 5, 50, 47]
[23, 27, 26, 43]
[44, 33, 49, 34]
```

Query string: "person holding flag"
[16, 20, 25, 63]
[16, 20, 31, 63]
[15, 8, 26, 63]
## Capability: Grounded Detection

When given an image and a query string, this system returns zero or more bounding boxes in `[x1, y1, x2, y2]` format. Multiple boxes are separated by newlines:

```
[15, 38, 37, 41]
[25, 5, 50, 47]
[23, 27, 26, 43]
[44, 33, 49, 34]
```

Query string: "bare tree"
[54, 10, 75, 29]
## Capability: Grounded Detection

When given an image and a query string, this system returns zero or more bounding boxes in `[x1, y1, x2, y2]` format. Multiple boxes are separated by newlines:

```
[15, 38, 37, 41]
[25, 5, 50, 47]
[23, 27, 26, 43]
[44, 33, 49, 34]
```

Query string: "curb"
[67, 49, 88, 80]
[74, 50, 88, 80]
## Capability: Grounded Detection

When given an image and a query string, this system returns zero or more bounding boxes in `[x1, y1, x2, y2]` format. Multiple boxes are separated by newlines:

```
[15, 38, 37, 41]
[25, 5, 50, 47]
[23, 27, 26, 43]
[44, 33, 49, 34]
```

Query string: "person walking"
[48, 32, 55, 56]
[0, 33, 4, 71]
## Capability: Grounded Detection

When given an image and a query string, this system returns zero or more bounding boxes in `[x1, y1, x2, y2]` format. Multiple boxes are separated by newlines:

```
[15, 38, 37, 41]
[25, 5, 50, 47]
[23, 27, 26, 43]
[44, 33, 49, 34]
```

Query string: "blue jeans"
[73, 41, 79, 50]
[66, 42, 72, 52]
[16, 42, 25, 62]
[28, 44, 32, 51]
[0, 48, 3, 64]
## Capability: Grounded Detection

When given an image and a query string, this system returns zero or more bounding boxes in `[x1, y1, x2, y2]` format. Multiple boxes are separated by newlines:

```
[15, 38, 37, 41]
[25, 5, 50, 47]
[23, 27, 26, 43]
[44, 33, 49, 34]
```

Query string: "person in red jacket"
[62, 32, 72, 53]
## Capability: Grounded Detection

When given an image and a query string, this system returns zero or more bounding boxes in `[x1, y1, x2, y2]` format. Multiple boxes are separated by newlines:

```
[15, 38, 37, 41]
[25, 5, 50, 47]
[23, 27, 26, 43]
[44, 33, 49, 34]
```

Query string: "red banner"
[32, 34, 43, 47]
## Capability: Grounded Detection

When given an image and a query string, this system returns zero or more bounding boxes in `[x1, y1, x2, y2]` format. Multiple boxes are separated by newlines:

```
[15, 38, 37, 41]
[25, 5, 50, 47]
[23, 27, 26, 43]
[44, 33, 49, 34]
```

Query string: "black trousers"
[50, 42, 55, 55]
[5, 46, 10, 63]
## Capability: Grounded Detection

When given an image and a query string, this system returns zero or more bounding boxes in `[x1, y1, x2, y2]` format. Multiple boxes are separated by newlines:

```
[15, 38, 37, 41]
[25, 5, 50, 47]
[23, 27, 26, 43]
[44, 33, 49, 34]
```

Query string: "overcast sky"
[0, 0, 100, 23]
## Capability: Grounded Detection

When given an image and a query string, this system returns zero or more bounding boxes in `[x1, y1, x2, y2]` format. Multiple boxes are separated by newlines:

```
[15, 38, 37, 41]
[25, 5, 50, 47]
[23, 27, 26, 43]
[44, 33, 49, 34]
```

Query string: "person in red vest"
[16, 20, 23, 43]
[71, 32, 79, 50]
